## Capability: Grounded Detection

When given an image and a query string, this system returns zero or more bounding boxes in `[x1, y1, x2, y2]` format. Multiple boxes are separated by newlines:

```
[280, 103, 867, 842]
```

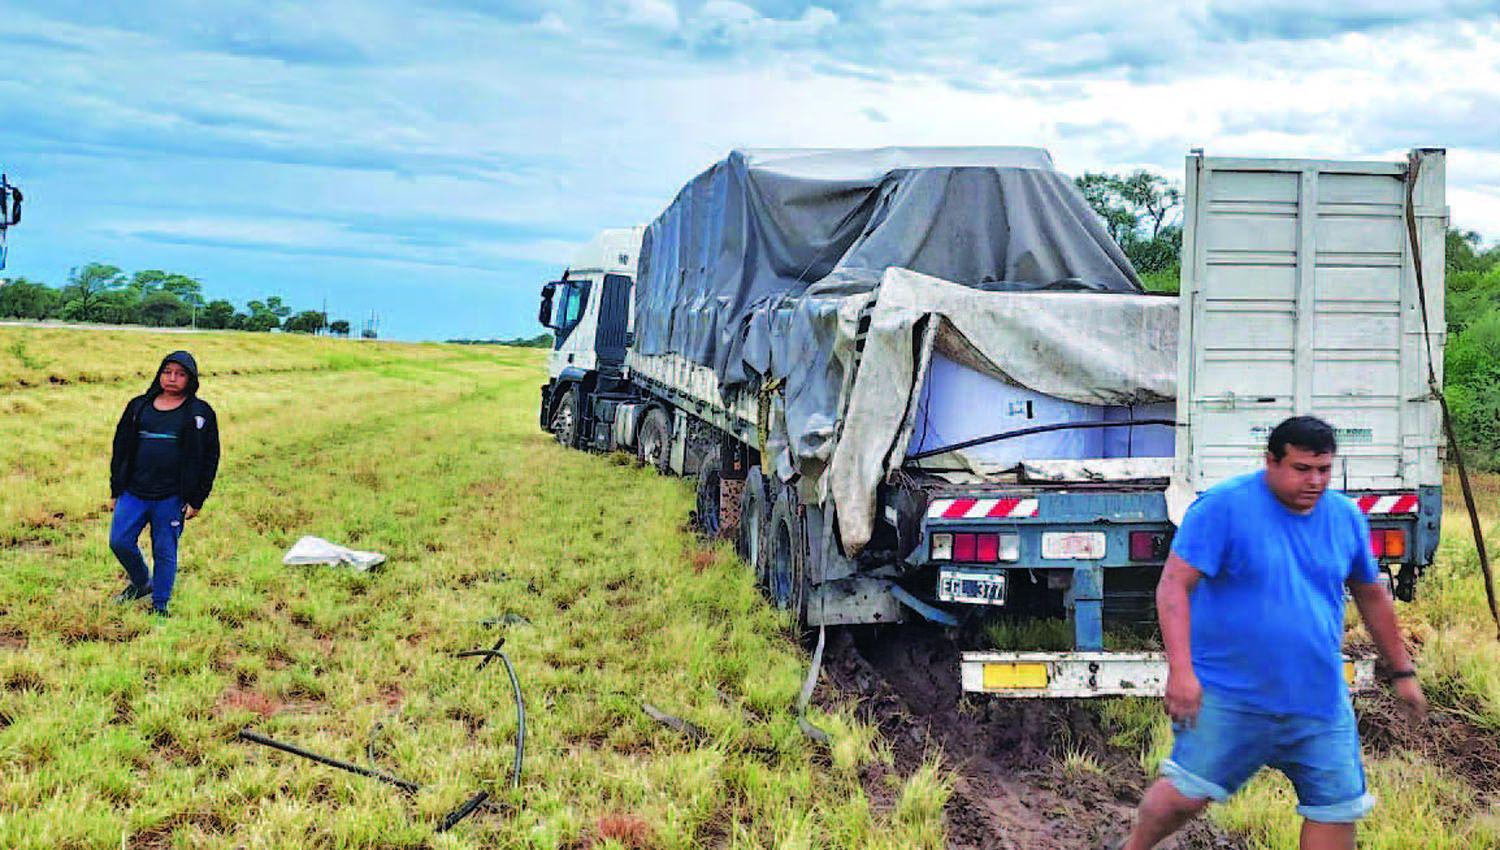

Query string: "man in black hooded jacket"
[107, 350, 220, 616]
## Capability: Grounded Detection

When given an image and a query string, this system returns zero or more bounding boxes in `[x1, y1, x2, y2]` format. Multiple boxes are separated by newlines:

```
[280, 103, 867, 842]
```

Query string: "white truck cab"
[541, 226, 644, 380]
[538, 226, 645, 447]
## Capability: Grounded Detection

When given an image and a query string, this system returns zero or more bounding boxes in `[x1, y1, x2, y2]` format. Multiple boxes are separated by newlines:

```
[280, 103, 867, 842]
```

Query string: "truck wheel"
[636, 407, 671, 472]
[738, 467, 770, 580]
[550, 385, 581, 448]
[766, 485, 807, 629]
[694, 448, 724, 537]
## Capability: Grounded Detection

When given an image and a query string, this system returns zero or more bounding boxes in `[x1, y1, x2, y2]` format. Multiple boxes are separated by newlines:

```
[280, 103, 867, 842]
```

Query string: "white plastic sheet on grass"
[282, 536, 386, 572]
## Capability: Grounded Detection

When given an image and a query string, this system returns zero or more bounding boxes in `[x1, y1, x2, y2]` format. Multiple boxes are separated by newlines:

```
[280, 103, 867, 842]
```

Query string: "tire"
[737, 467, 770, 580]
[694, 447, 723, 537]
[766, 484, 808, 630]
[636, 407, 672, 473]
[550, 385, 581, 448]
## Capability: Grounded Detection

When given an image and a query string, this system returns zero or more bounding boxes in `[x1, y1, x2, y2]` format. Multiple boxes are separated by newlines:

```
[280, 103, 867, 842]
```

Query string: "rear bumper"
[960, 651, 1378, 697]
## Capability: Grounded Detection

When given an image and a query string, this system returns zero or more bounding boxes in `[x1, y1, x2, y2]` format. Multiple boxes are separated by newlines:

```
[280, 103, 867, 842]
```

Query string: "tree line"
[0, 262, 367, 337]
[1078, 170, 1500, 471]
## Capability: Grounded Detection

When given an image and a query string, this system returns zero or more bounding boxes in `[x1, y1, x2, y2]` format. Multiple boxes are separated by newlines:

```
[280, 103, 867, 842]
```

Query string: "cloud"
[615, 0, 681, 32]
[536, 11, 570, 34]
[5, 0, 1500, 340]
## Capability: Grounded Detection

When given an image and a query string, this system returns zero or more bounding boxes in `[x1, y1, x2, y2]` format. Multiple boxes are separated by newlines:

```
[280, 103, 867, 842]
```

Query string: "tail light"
[931, 532, 1019, 563]
[1369, 529, 1408, 559]
[1129, 530, 1169, 562]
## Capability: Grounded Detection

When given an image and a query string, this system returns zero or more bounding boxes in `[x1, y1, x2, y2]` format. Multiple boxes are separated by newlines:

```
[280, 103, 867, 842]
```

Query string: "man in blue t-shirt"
[1122, 416, 1426, 850]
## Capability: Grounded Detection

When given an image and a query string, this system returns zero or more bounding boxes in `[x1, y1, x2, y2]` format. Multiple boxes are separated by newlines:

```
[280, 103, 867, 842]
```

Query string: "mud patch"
[216, 687, 281, 719]
[822, 625, 1246, 850]
[1358, 691, 1500, 796]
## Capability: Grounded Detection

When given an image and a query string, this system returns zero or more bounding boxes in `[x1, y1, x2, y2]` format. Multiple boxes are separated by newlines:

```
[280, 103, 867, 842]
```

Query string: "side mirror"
[538, 282, 557, 328]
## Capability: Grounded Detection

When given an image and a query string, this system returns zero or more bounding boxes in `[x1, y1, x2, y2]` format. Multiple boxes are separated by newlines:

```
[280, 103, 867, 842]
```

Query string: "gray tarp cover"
[633, 147, 1173, 553]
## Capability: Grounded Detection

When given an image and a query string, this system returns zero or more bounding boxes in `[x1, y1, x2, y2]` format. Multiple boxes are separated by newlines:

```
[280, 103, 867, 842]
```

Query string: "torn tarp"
[827, 268, 1179, 552]
[632, 147, 1174, 554]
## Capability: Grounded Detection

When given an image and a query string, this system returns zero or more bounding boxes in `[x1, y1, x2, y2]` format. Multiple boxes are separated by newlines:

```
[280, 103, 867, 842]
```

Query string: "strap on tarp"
[1405, 151, 1499, 639]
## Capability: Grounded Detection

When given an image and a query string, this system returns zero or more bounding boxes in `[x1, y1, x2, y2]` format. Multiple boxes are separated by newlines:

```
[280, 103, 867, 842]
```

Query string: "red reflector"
[976, 533, 1000, 562]
[1384, 529, 1407, 559]
[1129, 531, 1160, 561]
[1369, 530, 1383, 557]
[953, 533, 977, 561]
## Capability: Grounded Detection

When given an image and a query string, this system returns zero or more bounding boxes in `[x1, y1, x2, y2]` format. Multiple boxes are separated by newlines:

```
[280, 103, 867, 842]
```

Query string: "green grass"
[0, 327, 941, 849]
[5, 324, 1496, 849]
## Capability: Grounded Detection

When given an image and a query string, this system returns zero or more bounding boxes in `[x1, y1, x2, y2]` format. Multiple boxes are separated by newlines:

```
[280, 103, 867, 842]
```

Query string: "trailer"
[538, 147, 1446, 697]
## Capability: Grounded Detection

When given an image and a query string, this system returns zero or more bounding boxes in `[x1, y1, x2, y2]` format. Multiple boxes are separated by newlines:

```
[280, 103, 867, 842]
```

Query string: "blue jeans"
[109, 492, 184, 609]
[1162, 692, 1375, 823]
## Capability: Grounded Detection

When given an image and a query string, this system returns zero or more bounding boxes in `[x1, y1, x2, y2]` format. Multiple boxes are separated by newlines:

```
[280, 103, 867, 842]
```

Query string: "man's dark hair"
[1267, 416, 1338, 459]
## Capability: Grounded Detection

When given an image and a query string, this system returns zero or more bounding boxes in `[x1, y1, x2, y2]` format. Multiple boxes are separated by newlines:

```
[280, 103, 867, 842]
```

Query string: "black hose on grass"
[455, 635, 527, 789]
[237, 729, 420, 793]
[435, 637, 527, 832]
[240, 635, 527, 835]
[437, 790, 491, 833]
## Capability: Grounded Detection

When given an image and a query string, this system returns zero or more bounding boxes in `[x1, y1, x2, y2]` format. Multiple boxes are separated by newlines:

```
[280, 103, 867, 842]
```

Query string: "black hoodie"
[109, 351, 221, 508]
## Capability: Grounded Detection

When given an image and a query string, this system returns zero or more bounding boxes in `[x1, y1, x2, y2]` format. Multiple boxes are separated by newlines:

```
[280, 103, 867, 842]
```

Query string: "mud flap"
[806, 576, 905, 626]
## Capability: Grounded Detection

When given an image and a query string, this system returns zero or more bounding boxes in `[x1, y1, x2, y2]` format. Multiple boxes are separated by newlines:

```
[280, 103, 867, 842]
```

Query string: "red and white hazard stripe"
[927, 497, 1041, 520]
[1356, 493, 1420, 515]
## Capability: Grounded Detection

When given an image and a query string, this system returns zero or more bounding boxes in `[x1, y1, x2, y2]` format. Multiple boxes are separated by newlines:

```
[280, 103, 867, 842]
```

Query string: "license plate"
[938, 570, 1007, 606]
[1042, 531, 1107, 560]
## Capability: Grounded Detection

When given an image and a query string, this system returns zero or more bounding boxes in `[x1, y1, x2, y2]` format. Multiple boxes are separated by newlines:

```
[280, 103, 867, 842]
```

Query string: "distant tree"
[283, 310, 327, 334]
[1075, 171, 1184, 276]
[200, 299, 238, 329]
[265, 295, 291, 319]
[1074, 173, 1137, 243]
[128, 269, 169, 294]
[139, 290, 189, 326]
[361, 328, 378, 339]
[328, 319, 351, 337]
[243, 299, 282, 332]
[0, 277, 62, 319]
[60, 263, 126, 322]
[92, 288, 141, 325]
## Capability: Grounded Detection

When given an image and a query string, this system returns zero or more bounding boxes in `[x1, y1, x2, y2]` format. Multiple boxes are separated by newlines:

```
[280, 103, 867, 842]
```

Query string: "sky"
[3, 1, 1500, 340]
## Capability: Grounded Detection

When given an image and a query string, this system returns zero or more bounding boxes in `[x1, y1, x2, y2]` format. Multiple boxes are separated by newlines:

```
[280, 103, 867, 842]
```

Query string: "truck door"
[546, 278, 592, 376]
[1176, 149, 1446, 494]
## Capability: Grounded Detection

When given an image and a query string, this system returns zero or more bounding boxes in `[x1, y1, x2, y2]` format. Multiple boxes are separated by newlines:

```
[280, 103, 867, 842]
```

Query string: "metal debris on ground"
[641, 702, 710, 744]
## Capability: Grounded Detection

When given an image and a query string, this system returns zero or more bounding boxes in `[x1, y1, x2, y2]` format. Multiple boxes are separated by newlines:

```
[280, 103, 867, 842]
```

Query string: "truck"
[538, 147, 1447, 698]
[0, 171, 21, 269]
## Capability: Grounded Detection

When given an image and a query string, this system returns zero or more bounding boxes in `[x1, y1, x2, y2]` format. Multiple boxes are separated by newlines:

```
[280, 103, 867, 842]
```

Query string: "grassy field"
[2, 325, 1497, 848]
[0, 327, 940, 849]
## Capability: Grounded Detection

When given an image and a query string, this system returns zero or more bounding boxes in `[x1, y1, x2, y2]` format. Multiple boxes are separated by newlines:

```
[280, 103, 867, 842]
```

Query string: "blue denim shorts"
[1161, 693, 1375, 823]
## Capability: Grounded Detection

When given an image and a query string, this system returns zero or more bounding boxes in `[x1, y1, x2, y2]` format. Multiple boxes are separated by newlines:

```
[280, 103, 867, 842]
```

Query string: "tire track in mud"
[818, 625, 1246, 850]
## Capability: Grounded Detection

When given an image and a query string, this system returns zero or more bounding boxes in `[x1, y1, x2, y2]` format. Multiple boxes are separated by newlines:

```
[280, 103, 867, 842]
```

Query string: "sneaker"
[151, 605, 170, 618]
[111, 584, 150, 604]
